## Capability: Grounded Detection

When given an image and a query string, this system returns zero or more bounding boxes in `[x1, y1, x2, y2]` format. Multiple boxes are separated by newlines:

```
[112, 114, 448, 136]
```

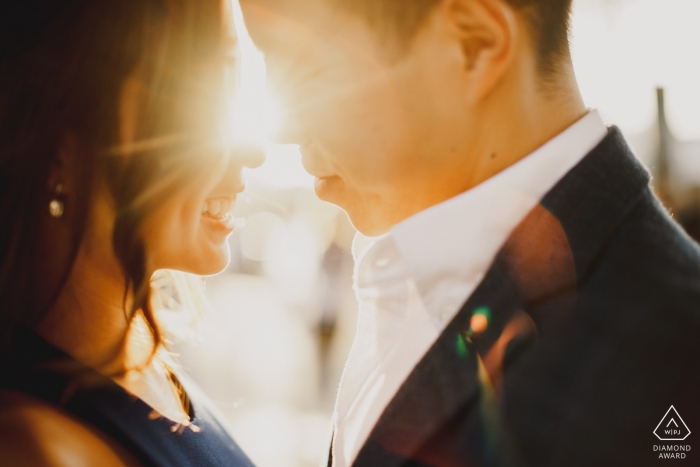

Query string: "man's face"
[242, 0, 477, 235]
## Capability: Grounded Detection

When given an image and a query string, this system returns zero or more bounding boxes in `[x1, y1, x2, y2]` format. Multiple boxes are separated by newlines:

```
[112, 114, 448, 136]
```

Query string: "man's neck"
[421, 64, 585, 222]
[464, 62, 587, 193]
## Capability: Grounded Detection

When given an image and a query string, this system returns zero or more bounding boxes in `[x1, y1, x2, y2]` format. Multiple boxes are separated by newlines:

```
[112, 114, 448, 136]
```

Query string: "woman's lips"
[202, 213, 245, 233]
[201, 196, 236, 218]
[201, 196, 244, 233]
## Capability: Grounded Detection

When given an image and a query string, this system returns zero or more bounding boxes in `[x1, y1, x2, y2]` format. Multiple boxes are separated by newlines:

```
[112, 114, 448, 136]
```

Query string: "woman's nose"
[234, 144, 266, 169]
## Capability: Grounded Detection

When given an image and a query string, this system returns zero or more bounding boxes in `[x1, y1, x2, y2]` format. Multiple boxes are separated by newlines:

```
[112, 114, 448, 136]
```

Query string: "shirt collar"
[354, 110, 607, 326]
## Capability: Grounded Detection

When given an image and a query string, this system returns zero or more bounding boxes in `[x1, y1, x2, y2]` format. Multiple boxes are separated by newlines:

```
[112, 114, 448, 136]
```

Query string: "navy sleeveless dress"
[0, 327, 255, 467]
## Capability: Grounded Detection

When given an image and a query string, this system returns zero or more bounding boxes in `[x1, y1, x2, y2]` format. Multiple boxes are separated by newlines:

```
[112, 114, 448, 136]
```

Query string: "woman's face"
[141, 149, 261, 276]
[119, 81, 265, 277]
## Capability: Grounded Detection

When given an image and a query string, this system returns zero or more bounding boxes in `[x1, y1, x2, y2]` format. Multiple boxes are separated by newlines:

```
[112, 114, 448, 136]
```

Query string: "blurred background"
[175, 0, 700, 465]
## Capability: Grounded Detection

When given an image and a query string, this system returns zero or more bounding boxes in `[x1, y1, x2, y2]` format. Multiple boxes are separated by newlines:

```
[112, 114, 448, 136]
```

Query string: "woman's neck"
[36, 237, 149, 375]
[36, 236, 191, 424]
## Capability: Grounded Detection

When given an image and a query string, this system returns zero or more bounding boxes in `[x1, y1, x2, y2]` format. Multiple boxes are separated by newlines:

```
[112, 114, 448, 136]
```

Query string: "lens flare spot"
[456, 334, 469, 359]
[470, 306, 491, 335]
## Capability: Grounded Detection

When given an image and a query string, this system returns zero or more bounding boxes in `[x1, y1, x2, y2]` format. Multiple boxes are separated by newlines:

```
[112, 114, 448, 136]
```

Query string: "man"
[240, 0, 700, 465]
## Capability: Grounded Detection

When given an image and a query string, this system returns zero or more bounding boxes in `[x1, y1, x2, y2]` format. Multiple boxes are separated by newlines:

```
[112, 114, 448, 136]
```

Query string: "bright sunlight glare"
[230, 0, 284, 147]
[571, 0, 700, 141]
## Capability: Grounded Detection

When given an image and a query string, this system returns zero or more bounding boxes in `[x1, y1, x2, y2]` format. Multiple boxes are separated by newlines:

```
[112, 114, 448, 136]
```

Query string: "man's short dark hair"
[331, 0, 573, 76]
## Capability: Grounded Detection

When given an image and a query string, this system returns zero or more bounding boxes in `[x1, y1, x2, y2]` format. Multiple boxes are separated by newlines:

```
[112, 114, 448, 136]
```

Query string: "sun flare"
[229, 0, 283, 148]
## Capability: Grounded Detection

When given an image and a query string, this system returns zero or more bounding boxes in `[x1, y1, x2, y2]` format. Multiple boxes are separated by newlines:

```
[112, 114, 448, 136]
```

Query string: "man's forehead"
[241, 0, 332, 30]
[240, 0, 356, 59]
[241, 0, 317, 12]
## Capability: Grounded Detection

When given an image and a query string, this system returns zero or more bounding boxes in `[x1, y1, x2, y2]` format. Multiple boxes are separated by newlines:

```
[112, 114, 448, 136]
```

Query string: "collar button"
[374, 257, 390, 268]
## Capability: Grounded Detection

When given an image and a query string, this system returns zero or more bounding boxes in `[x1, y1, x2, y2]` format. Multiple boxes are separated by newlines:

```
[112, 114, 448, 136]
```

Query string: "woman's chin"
[176, 245, 231, 276]
[200, 252, 231, 276]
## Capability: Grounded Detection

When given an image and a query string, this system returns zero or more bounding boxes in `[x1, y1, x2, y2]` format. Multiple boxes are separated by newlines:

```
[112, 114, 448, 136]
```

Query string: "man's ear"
[441, 0, 518, 102]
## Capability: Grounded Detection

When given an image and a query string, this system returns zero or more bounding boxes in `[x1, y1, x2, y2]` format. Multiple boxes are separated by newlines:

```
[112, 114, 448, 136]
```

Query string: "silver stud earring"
[48, 183, 64, 218]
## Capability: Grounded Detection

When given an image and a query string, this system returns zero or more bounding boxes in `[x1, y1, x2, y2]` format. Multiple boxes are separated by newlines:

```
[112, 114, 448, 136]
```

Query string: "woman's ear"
[441, 0, 518, 102]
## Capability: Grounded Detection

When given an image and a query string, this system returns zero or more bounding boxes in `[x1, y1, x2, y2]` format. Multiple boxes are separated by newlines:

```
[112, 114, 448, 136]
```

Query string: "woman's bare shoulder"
[0, 390, 142, 467]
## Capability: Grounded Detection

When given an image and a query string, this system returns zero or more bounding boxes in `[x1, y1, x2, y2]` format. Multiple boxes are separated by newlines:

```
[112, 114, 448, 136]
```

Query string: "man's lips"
[311, 173, 337, 181]
[298, 145, 341, 188]
[301, 158, 336, 180]
[313, 175, 342, 194]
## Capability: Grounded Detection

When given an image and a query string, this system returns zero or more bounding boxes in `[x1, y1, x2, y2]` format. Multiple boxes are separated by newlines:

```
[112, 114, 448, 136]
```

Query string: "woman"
[0, 0, 263, 465]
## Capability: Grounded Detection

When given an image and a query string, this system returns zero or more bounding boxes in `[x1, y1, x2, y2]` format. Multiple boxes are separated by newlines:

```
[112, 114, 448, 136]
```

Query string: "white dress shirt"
[332, 110, 608, 467]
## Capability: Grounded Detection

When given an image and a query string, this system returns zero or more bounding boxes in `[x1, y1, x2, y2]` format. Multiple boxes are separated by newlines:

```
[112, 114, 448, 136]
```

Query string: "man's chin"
[342, 207, 392, 238]
[313, 178, 393, 236]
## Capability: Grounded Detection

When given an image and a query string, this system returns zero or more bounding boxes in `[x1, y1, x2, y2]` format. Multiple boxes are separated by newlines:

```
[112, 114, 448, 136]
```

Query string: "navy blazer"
[337, 127, 700, 467]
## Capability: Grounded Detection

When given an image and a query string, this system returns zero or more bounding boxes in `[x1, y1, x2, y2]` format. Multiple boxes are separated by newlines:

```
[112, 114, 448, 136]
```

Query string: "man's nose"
[274, 114, 307, 146]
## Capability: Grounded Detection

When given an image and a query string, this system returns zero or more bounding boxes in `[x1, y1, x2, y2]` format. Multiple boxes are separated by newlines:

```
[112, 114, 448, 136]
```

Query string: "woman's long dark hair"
[0, 0, 235, 355]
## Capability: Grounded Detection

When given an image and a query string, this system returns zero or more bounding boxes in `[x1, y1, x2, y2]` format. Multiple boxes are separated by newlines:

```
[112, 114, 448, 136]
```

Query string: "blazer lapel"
[356, 257, 527, 467]
[351, 127, 651, 467]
